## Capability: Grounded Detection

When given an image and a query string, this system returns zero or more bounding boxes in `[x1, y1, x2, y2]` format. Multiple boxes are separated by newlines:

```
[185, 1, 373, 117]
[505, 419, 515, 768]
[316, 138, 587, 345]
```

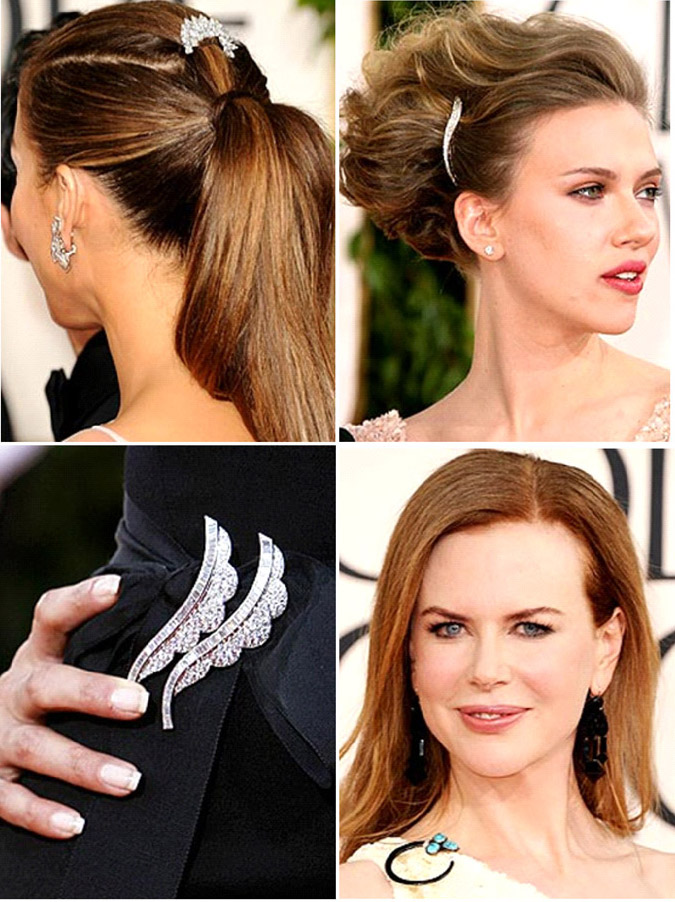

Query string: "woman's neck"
[85, 246, 254, 441]
[424, 750, 613, 874]
[406, 274, 667, 441]
[466, 297, 611, 438]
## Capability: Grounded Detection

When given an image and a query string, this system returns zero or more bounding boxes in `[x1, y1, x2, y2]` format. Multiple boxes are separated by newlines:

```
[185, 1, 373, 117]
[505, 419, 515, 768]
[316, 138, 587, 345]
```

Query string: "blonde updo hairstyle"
[340, 5, 649, 271]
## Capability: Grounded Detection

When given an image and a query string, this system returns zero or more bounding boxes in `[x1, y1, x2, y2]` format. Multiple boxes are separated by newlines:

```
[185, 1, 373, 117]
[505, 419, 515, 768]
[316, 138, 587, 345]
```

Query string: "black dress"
[45, 330, 120, 441]
[0, 447, 336, 899]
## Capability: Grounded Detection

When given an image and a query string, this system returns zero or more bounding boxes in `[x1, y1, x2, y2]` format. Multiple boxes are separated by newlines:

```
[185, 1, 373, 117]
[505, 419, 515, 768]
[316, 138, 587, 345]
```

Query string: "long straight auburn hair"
[20, 1, 334, 441]
[341, 450, 659, 861]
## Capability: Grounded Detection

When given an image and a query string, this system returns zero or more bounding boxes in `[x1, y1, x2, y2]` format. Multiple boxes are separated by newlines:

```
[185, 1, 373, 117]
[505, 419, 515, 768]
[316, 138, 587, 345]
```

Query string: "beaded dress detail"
[344, 395, 670, 442]
[348, 838, 548, 899]
[634, 396, 670, 441]
[344, 410, 407, 442]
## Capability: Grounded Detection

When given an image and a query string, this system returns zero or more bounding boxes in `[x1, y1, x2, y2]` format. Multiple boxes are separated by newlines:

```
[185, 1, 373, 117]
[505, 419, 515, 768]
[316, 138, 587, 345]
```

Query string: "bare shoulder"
[340, 860, 393, 899]
[405, 385, 467, 441]
[608, 347, 669, 397]
[635, 844, 675, 893]
[64, 428, 115, 443]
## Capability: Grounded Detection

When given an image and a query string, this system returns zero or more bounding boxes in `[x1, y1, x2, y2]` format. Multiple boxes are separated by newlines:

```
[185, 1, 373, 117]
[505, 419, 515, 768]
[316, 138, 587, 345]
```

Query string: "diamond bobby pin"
[180, 14, 238, 58]
[442, 96, 463, 184]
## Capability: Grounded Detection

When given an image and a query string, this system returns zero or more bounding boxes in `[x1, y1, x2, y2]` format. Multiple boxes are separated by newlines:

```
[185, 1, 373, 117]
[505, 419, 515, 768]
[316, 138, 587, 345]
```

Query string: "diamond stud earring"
[484, 245, 495, 257]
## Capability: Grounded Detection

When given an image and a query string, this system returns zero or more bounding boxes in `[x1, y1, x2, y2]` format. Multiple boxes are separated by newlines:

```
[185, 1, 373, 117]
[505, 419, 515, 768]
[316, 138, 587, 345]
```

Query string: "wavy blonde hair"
[341, 5, 648, 271]
[341, 450, 659, 861]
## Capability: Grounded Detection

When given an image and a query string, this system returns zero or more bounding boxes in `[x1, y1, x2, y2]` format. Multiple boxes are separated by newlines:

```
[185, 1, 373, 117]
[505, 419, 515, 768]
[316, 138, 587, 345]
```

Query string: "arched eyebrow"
[561, 166, 662, 181]
[418, 605, 565, 621]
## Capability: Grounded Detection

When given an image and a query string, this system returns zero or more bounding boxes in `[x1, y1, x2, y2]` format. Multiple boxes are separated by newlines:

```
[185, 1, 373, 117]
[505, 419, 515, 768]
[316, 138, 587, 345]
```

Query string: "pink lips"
[457, 705, 529, 734]
[600, 260, 647, 297]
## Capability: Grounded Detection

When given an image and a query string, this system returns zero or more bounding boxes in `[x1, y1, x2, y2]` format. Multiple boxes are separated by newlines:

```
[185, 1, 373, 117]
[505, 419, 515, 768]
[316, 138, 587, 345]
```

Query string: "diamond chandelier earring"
[50, 215, 77, 271]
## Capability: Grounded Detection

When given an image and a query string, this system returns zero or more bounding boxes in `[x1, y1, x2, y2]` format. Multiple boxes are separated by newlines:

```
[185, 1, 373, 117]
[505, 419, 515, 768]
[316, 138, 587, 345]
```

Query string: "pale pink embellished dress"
[344, 397, 670, 442]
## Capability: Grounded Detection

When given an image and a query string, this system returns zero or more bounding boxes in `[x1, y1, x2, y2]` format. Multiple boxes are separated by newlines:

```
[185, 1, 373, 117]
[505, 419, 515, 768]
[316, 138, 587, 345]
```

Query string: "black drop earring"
[406, 696, 427, 785]
[577, 691, 608, 781]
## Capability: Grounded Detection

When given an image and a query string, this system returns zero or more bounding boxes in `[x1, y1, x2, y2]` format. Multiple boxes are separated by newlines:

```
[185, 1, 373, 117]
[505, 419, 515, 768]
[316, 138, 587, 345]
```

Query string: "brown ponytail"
[21, 1, 334, 441]
[178, 86, 335, 441]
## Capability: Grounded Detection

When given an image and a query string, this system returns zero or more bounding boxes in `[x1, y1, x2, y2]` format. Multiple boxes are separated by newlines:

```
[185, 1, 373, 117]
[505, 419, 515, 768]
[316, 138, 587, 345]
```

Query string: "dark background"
[0, 447, 125, 669]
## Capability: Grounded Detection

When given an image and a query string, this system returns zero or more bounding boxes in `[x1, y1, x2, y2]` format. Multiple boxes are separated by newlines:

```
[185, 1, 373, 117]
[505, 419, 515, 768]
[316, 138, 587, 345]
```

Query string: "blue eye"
[571, 184, 604, 199]
[429, 622, 463, 638]
[516, 621, 553, 638]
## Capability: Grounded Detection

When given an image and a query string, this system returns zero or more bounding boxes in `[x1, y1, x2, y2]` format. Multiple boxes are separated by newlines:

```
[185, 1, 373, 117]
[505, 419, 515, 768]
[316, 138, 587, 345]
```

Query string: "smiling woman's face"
[409, 519, 623, 780]
[491, 101, 661, 337]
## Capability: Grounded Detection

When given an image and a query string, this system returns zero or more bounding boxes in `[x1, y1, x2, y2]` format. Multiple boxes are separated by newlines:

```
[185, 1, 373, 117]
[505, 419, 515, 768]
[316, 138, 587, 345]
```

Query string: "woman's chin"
[44, 296, 100, 331]
[594, 303, 639, 336]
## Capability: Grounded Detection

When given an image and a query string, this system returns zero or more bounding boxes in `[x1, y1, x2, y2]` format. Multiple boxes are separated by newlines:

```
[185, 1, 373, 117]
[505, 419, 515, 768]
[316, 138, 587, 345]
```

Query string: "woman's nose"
[611, 195, 658, 250]
[467, 635, 511, 689]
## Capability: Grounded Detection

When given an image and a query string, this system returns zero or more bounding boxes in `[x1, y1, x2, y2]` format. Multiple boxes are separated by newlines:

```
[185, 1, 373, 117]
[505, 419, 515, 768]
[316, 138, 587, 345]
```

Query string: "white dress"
[348, 837, 549, 899]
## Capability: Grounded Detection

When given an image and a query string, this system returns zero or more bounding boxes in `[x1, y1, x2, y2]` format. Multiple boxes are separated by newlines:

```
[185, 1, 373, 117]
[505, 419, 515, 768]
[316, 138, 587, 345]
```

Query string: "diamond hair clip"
[180, 14, 238, 58]
[442, 96, 463, 184]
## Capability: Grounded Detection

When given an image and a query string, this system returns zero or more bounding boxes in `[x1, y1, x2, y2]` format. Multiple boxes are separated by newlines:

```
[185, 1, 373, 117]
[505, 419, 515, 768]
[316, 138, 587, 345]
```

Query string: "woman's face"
[491, 101, 661, 336]
[409, 519, 623, 780]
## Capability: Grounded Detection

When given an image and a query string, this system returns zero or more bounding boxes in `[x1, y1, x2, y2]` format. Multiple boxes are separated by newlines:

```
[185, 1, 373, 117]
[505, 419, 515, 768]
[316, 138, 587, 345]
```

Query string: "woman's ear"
[454, 191, 503, 261]
[53, 164, 85, 250]
[591, 608, 625, 694]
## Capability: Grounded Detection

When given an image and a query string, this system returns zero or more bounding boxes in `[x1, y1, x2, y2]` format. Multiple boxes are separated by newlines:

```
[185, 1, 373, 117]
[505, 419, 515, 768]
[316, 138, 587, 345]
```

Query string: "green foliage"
[348, 0, 473, 420]
[380, 0, 468, 41]
[296, 0, 335, 42]
[350, 223, 473, 420]
[0, 449, 125, 670]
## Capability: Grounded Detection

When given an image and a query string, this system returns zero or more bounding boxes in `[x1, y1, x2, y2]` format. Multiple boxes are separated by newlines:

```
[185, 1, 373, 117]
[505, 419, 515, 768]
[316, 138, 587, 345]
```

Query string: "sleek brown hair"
[20, 1, 334, 441]
[341, 450, 659, 860]
[341, 5, 648, 270]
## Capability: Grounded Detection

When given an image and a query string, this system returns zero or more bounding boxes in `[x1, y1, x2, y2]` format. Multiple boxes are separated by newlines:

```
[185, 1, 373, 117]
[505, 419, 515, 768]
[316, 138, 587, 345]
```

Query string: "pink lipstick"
[457, 705, 528, 734]
[600, 260, 646, 297]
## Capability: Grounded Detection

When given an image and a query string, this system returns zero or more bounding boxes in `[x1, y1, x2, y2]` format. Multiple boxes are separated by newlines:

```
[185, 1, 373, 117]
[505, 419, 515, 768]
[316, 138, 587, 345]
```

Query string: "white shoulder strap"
[90, 424, 128, 443]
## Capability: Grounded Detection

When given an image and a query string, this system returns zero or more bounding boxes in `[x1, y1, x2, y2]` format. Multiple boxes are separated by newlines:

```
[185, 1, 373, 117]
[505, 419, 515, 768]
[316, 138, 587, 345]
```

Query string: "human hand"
[0, 575, 148, 839]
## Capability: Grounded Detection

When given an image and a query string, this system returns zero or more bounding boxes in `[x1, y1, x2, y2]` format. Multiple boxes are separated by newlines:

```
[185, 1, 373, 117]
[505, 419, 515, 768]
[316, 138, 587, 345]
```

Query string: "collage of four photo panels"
[0, 0, 674, 899]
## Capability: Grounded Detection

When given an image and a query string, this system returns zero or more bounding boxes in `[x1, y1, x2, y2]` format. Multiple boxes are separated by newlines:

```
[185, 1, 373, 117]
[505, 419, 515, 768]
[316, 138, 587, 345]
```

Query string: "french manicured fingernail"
[111, 685, 149, 714]
[101, 764, 142, 792]
[51, 811, 85, 836]
[92, 575, 121, 598]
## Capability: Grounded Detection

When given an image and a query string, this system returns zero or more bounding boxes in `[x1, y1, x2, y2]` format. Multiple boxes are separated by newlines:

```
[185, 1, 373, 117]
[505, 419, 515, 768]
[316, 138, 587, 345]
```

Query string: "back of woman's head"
[340, 450, 658, 859]
[21, 1, 334, 441]
[340, 5, 648, 270]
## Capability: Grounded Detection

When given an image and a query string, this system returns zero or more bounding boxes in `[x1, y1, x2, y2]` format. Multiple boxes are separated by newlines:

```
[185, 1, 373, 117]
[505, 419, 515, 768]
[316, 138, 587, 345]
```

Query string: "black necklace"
[384, 834, 460, 886]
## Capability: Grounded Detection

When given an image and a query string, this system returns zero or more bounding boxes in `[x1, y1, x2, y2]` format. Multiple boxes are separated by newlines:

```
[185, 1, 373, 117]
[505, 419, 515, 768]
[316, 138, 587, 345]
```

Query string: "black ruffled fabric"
[45, 330, 120, 441]
[0, 460, 335, 898]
